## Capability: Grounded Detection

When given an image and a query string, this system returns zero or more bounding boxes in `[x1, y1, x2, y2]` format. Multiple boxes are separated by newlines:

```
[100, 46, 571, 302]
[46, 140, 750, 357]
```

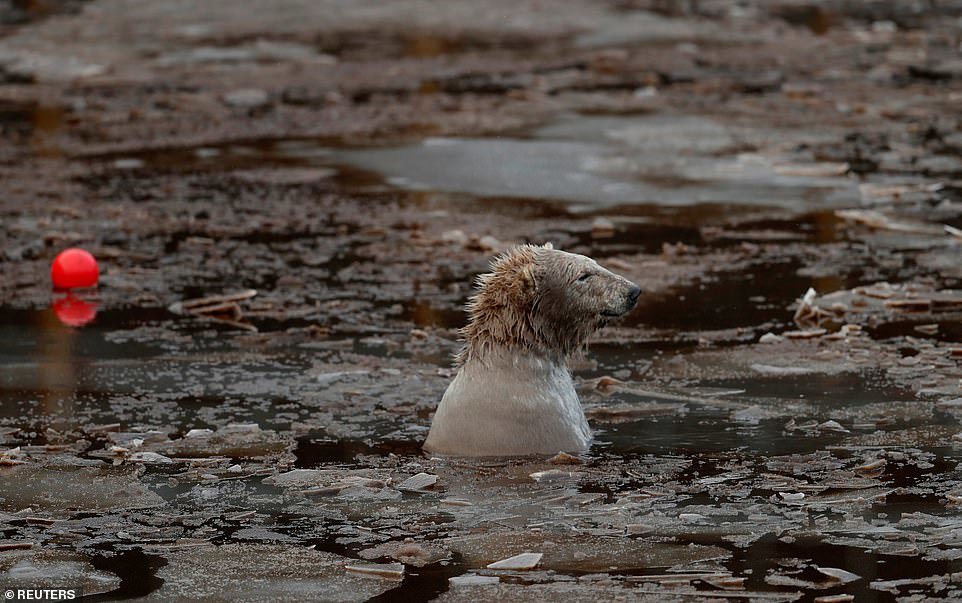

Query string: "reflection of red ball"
[52, 295, 97, 327]
[51, 248, 99, 289]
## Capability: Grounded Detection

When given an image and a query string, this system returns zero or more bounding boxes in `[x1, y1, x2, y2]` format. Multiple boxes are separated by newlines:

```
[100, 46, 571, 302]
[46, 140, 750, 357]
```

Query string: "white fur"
[423, 349, 591, 456]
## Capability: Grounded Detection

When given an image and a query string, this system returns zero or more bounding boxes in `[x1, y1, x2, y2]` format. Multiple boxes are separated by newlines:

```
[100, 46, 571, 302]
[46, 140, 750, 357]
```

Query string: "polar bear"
[423, 243, 641, 456]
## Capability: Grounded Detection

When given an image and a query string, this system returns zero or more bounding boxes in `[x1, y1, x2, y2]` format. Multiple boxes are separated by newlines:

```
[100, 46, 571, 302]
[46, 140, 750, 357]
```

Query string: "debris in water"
[815, 566, 861, 585]
[126, 451, 174, 464]
[397, 472, 439, 493]
[169, 289, 259, 331]
[703, 575, 747, 590]
[440, 498, 473, 507]
[486, 552, 543, 570]
[774, 162, 849, 177]
[816, 420, 850, 433]
[345, 562, 405, 580]
[223, 88, 270, 109]
[529, 469, 581, 482]
[836, 209, 944, 235]
[359, 542, 448, 567]
[855, 458, 886, 477]
[782, 328, 827, 339]
[449, 575, 500, 586]
[0, 448, 27, 466]
[589, 375, 625, 393]
[548, 452, 582, 465]
[591, 217, 616, 238]
[751, 364, 816, 376]
[794, 287, 833, 326]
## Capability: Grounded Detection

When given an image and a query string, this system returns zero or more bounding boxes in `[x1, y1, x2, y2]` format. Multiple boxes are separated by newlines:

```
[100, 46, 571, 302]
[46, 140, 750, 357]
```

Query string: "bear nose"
[627, 284, 642, 307]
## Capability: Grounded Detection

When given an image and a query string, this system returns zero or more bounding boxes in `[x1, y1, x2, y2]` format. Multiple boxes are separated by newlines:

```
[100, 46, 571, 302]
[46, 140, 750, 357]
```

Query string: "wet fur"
[424, 244, 639, 457]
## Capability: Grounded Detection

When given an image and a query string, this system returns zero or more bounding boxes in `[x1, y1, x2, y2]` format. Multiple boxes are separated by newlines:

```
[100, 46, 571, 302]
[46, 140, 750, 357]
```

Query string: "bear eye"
[577, 272, 594, 282]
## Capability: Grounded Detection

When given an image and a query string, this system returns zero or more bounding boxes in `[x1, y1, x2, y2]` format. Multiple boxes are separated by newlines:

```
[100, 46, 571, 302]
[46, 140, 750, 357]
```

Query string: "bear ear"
[484, 245, 539, 307]
[516, 263, 536, 296]
[495, 261, 536, 308]
[542, 242, 554, 250]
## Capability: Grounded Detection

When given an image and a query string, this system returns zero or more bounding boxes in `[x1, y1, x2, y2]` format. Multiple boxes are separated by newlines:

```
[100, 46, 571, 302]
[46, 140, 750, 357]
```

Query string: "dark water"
[3, 127, 960, 601]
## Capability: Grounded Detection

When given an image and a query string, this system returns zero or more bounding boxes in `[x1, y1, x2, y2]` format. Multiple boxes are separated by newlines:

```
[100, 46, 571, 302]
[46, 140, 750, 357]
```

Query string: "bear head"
[458, 243, 641, 364]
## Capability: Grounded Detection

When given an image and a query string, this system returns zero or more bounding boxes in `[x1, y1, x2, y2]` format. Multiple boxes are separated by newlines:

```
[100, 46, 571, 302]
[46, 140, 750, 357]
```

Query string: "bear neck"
[459, 340, 566, 369]
[457, 314, 573, 367]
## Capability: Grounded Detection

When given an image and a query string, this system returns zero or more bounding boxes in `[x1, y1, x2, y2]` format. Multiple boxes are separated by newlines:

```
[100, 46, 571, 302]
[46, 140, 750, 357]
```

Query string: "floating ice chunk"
[127, 452, 173, 464]
[345, 562, 405, 580]
[397, 472, 438, 493]
[450, 575, 500, 586]
[815, 566, 861, 584]
[487, 552, 543, 570]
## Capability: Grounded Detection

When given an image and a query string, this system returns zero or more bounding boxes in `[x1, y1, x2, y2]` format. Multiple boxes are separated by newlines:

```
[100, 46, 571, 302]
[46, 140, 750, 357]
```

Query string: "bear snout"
[600, 281, 642, 317]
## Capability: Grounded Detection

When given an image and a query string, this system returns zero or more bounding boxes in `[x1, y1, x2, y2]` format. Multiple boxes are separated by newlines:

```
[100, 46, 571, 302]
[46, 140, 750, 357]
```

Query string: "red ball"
[51, 248, 99, 289]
